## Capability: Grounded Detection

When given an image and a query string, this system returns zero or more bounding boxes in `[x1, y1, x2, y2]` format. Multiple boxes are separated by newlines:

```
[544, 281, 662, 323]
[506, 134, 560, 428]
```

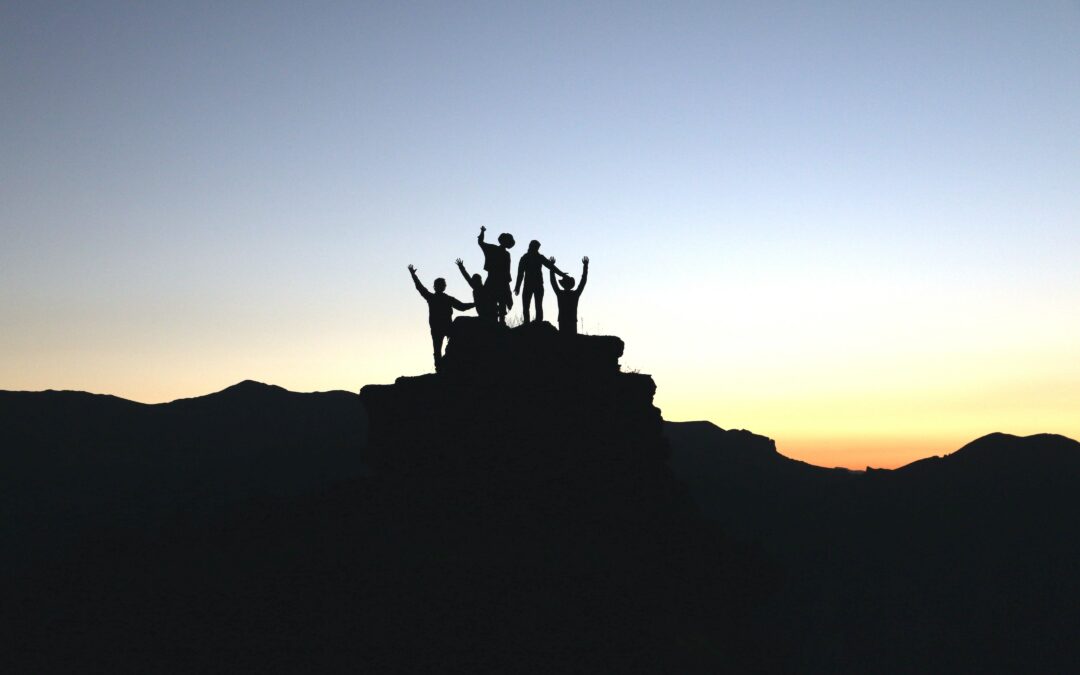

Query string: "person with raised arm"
[408, 264, 474, 369]
[476, 225, 515, 324]
[514, 239, 567, 323]
[455, 258, 495, 322]
[549, 256, 589, 335]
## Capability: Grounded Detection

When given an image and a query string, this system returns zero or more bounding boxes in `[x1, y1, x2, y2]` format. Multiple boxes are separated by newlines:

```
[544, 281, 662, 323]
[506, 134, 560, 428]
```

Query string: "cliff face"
[360, 318, 690, 525]
[358, 318, 771, 672]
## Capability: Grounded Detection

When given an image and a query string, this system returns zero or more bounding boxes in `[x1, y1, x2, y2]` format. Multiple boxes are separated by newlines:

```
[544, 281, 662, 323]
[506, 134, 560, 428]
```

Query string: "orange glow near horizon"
[3, 328, 1077, 471]
[3, 2, 1080, 475]
[3, 197, 1079, 473]
[3, 268, 1080, 472]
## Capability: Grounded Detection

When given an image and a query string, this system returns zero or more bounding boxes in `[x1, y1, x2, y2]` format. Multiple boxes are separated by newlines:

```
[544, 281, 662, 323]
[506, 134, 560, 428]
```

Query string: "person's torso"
[557, 292, 579, 319]
[522, 252, 546, 283]
[483, 245, 511, 280]
[428, 294, 454, 326]
[472, 288, 490, 312]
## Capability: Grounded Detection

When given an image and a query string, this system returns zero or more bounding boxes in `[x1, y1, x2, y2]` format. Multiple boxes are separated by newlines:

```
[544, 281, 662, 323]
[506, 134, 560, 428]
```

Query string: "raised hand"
[480, 225, 486, 233]
[550, 256, 567, 276]
[408, 264, 417, 273]
[455, 258, 463, 266]
[582, 256, 589, 266]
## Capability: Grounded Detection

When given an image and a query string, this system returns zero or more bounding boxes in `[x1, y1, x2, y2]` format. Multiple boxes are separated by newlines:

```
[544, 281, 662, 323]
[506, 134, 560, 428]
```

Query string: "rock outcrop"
[358, 318, 772, 672]
[360, 318, 691, 526]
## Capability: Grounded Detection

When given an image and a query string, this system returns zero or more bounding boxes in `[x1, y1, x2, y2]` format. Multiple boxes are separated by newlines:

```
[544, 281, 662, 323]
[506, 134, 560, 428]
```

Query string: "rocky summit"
[360, 318, 689, 524]
[357, 318, 771, 671]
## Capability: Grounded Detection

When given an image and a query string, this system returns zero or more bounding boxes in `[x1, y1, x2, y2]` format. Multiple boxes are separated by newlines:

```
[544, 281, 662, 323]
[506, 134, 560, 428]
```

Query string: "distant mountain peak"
[163, 380, 291, 406]
[954, 431, 1079, 455]
[920, 432, 1080, 473]
[217, 380, 286, 395]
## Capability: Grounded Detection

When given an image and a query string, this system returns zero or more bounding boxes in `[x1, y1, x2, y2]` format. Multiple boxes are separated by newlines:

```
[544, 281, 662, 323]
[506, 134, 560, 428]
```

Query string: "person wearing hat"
[476, 225, 515, 324]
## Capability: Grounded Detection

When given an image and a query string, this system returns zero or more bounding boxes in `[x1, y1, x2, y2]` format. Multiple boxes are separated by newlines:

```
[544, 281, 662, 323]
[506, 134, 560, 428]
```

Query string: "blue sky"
[3, 2, 1079, 466]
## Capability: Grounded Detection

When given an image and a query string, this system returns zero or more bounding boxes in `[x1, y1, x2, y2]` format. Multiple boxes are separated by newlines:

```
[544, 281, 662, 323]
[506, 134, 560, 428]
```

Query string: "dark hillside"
[665, 420, 855, 541]
[4, 323, 775, 673]
[773, 432, 1080, 673]
[5, 364, 1079, 672]
[1, 382, 367, 565]
[357, 319, 776, 672]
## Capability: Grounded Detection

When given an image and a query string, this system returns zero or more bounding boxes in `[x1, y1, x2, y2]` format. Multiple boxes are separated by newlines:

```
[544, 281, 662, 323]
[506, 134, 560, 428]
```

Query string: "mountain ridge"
[11, 383, 1075, 471]
[5, 367, 1080, 672]
[0, 379, 357, 407]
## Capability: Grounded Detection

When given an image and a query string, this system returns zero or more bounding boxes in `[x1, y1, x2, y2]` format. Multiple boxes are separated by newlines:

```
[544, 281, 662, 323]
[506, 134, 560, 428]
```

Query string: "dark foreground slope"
[357, 319, 775, 672]
[665, 421, 855, 540]
[3, 382, 371, 673]
[783, 432, 1080, 674]
[4, 323, 774, 673]
[666, 425, 1080, 673]
[2, 381, 366, 565]
[6, 355, 1080, 672]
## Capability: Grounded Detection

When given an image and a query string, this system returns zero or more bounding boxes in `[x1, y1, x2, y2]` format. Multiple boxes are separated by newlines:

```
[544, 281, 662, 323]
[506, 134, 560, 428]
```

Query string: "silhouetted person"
[550, 256, 589, 334]
[514, 240, 566, 323]
[477, 225, 515, 324]
[408, 264, 474, 369]
[455, 258, 496, 321]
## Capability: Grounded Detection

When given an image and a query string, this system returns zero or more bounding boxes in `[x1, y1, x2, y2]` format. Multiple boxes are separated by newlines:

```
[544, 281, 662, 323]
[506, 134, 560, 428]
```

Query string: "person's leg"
[499, 284, 511, 324]
[431, 331, 445, 368]
[534, 285, 545, 322]
[522, 287, 534, 323]
[484, 278, 504, 324]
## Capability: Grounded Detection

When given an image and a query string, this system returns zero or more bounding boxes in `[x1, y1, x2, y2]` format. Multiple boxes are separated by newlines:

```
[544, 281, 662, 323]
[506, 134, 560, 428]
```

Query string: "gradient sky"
[3, 2, 1079, 468]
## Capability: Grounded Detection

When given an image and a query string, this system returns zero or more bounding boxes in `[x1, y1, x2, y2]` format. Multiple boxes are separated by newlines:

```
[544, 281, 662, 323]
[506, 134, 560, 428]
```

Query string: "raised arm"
[408, 264, 431, 300]
[455, 258, 473, 286]
[576, 257, 589, 295]
[477, 225, 498, 255]
[541, 255, 567, 278]
[549, 266, 562, 296]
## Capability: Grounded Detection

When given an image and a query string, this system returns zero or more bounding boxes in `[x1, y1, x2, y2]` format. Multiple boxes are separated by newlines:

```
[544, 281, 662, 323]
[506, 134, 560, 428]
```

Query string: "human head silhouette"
[498, 233, 515, 249]
[434, 278, 447, 293]
[560, 275, 576, 290]
[528, 240, 540, 253]
[471, 273, 481, 286]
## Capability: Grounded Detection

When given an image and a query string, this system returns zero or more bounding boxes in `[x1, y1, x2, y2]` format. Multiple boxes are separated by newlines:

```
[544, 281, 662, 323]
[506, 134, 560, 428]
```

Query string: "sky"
[2, 1, 1078, 469]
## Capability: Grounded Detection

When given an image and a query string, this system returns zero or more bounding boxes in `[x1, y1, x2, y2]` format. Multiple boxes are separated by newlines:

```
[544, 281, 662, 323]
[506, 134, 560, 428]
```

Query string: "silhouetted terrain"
[2, 381, 366, 565]
[4, 330, 1079, 673]
[664, 421, 856, 541]
[356, 319, 774, 672]
[666, 423, 1080, 673]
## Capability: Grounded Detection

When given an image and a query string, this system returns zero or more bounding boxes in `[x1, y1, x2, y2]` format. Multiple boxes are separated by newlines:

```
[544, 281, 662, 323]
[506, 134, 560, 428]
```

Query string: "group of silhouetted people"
[409, 227, 590, 368]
